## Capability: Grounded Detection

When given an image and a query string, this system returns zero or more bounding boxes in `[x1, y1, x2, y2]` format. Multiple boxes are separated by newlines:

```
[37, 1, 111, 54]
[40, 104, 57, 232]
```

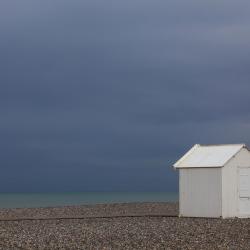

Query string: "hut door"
[238, 167, 250, 216]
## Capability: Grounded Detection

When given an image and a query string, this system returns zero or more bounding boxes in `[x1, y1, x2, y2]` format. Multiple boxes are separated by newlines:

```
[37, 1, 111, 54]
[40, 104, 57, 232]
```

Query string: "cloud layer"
[1, 0, 250, 191]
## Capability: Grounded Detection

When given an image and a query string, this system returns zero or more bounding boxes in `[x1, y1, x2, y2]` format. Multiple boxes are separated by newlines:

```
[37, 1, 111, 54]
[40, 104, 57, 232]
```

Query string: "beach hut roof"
[173, 144, 247, 168]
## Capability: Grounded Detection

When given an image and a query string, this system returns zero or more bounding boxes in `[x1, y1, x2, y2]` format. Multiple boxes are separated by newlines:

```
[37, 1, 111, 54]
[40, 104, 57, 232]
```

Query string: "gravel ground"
[0, 203, 249, 250]
[0, 202, 178, 220]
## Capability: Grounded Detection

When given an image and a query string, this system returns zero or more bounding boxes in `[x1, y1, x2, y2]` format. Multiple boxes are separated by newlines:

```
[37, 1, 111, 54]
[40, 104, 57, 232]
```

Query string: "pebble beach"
[0, 202, 249, 249]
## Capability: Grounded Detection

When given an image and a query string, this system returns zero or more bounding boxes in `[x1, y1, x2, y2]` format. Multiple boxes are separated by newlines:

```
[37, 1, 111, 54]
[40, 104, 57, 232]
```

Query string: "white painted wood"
[174, 144, 244, 168]
[222, 148, 250, 218]
[239, 198, 250, 216]
[239, 168, 250, 197]
[176, 144, 250, 218]
[179, 168, 222, 217]
[238, 167, 250, 217]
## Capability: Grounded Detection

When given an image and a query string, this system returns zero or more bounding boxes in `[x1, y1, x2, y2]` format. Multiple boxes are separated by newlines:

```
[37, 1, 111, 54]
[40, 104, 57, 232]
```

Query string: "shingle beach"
[0, 202, 249, 249]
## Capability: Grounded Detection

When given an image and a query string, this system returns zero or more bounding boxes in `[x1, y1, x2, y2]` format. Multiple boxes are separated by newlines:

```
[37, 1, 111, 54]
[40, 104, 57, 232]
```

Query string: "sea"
[0, 192, 178, 209]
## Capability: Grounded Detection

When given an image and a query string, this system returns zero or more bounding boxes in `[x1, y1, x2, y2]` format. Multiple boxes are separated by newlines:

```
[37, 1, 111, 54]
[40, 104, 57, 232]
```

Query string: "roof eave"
[173, 144, 200, 168]
[174, 165, 224, 169]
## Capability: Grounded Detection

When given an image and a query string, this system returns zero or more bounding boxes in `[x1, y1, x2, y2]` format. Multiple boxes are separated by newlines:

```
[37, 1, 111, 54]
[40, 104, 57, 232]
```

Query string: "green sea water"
[0, 192, 178, 209]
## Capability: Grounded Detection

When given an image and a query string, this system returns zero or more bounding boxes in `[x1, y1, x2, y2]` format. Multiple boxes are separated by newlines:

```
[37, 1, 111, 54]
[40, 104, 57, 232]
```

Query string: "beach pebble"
[0, 203, 249, 249]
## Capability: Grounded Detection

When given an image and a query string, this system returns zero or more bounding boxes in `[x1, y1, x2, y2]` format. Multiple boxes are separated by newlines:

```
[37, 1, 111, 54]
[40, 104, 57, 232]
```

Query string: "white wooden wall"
[179, 168, 222, 217]
[222, 148, 250, 218]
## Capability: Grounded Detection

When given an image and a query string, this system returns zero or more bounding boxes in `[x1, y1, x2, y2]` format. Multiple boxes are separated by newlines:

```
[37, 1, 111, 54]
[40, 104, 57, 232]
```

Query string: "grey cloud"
[0, 0, 250, 191]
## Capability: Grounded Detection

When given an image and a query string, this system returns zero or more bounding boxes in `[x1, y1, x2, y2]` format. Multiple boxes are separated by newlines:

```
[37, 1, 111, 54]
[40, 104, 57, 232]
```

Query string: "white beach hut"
[173, 144, 250, 218]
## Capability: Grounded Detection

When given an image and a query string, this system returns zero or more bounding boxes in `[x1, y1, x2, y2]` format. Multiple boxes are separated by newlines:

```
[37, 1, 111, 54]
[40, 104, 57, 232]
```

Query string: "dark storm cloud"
[1, 0, 250, 191]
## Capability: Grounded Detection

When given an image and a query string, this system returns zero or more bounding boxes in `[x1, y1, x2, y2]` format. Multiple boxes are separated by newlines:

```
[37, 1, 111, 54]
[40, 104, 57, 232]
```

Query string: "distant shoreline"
[0, 192, 178, 209]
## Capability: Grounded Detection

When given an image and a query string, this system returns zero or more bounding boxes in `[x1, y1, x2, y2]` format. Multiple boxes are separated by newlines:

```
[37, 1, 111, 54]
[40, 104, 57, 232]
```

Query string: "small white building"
[173, 144, 250, 218]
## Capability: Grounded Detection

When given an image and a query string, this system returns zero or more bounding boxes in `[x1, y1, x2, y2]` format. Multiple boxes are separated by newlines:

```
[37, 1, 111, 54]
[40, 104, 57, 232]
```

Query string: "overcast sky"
[1, 0, 250, 192]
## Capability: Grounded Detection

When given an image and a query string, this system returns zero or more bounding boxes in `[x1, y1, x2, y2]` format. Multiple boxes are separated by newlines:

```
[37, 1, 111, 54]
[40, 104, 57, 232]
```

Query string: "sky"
[1, 0, 250, 192]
